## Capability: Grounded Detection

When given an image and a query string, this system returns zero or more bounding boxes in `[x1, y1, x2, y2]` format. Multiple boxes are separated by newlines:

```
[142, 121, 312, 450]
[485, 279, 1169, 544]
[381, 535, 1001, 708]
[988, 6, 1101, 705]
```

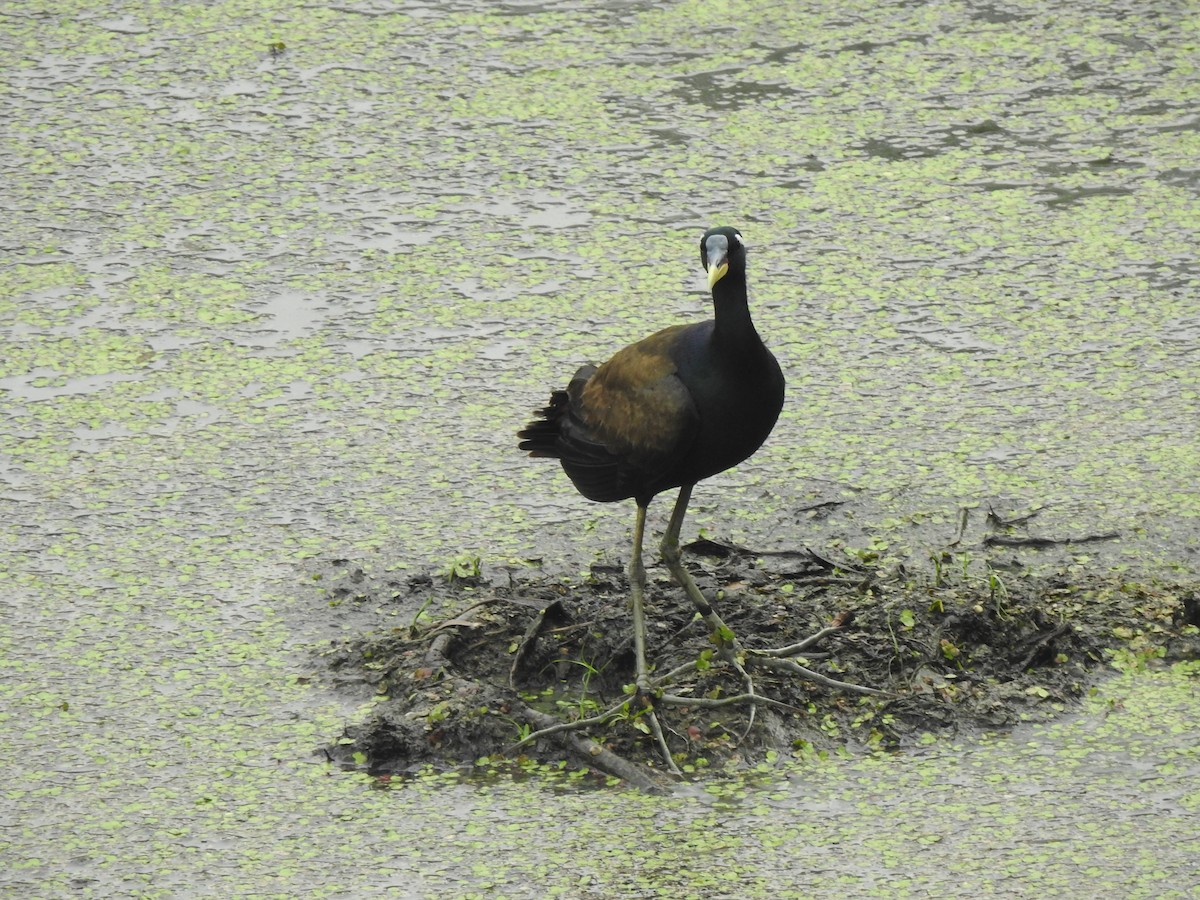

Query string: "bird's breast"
[673, 343, 784, 482]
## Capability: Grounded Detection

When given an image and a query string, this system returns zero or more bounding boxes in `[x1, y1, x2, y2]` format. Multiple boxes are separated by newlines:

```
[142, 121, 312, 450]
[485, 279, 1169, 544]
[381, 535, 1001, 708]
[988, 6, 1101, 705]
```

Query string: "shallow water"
[2, 0, 1199, 895]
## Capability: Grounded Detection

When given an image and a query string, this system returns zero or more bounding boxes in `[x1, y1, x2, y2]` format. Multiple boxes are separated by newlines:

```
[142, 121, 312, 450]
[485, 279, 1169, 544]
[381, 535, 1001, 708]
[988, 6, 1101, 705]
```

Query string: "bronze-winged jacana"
[519, 226, 880, 738]
[519, 224, 780, 670]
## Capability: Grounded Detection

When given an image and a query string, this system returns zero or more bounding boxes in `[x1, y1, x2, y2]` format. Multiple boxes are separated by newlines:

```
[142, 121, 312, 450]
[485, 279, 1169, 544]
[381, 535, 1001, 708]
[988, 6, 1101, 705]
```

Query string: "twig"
[424, 632, 454, 670]
[803, 545, 869, 575]
[983, 532, 1119, 549]
[506, 697, 633, 753]
[642, 706, 683, 776]
[411, 597, 500, 640]
[1016, 623, 1072, 670]
[747, 654, 893, 697]
[659, 692, 804, 714]
[650, 659, 700, 687]
[749, 622, 845, 658]
[508, 703, 670, 793]
[508, 600, 567, 689]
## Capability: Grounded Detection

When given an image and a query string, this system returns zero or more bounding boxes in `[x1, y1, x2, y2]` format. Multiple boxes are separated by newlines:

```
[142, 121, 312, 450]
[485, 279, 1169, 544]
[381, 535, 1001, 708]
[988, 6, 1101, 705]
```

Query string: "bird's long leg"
[659, 485, 888, 700]
[659, 484, 747, 660]
[629, 503, 681, 774]
[659, 484, 758, 736]
[628, 503, 652, 692]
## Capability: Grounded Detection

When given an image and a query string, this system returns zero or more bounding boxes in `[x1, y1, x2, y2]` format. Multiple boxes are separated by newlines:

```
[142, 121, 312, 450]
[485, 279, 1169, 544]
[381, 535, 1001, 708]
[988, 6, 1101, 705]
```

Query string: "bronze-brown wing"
[564, 325, 699, 502]
[518, 324, 706, 504]
[579, 326, 695, 458]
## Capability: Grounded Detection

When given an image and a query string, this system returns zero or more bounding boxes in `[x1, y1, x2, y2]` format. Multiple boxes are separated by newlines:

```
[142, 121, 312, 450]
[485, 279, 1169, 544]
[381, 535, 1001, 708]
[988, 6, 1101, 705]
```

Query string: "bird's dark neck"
[710, 272, 761, 349]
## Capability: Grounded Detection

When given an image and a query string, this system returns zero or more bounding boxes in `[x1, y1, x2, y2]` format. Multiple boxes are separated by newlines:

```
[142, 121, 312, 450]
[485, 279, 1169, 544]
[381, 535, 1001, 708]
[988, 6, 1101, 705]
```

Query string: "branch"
[504, 701, 670, 793]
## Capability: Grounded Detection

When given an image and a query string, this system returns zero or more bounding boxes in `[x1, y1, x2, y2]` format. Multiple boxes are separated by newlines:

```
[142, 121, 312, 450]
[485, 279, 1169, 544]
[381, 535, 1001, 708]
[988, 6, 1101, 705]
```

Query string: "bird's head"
[700, 226, 745, 290]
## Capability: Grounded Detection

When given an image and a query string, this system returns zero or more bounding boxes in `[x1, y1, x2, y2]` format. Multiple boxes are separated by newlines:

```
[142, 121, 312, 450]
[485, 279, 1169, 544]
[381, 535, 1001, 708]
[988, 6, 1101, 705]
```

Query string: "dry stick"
[506, 693, 684, 779]
[641, 704, 681, 774]
[651, 658, 705, 689]
[788, 576, 869, 588]
[748, 654, 893, 697]
[748, 623, 846, 659]
[658, 692, 804, 714]
[506, 695, 634, 753]
[506, 702, 669, 794]
[424, 632, 455, 671]
[802, 545, 870, 576]
[415, 597, 501, 639]
[509, 601, 561, 689]
[1016, 623, 1072, 671]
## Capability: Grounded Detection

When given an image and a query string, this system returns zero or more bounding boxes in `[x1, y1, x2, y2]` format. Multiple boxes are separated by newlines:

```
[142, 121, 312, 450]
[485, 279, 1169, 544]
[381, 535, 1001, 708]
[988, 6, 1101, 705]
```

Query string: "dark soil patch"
[314, 543, 1200, 791]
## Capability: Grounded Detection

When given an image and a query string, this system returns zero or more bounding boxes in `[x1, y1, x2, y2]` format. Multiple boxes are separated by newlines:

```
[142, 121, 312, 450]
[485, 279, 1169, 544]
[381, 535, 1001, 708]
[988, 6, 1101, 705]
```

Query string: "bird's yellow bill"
[706, 260, 729, 289]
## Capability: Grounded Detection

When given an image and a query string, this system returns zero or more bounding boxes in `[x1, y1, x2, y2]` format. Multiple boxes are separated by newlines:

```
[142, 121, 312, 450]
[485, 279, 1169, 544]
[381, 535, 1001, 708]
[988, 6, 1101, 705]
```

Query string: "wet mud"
[317, 545, 1200, 790]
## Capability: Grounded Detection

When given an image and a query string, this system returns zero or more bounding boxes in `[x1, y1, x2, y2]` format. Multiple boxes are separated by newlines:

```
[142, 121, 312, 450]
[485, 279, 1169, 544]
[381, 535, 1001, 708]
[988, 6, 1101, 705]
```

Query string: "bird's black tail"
[518, 365, 596, 459]
[517, 390, 569, 458]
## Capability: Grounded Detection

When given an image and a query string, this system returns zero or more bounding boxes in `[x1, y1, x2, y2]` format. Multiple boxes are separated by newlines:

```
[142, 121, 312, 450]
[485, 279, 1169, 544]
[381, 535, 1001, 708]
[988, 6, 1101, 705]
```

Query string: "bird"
[518, 225, 785, 699]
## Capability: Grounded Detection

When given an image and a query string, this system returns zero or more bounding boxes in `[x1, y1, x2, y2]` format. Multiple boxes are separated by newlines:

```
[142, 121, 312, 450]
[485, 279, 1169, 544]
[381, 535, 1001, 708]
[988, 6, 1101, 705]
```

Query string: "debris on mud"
[313, 542, 1200, 790]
